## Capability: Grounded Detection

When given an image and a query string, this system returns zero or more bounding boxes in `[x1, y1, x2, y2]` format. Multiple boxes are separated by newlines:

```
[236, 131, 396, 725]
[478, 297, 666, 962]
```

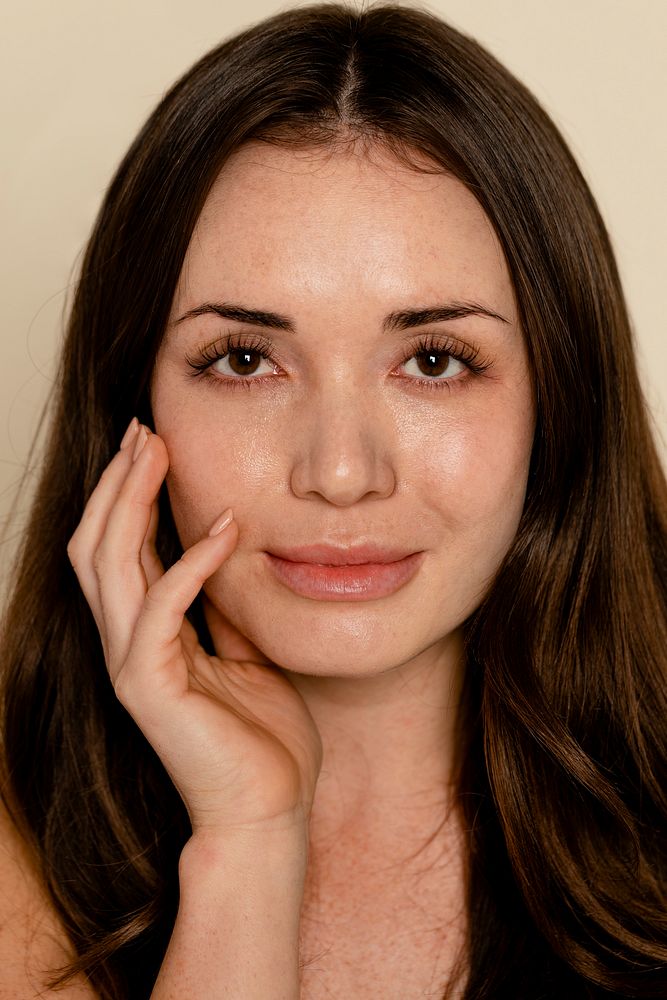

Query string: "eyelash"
[184, 332, 493, 393]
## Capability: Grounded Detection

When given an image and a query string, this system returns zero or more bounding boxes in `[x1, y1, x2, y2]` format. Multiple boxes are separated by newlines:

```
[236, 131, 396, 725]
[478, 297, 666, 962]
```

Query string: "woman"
[1, 3, 665, 997]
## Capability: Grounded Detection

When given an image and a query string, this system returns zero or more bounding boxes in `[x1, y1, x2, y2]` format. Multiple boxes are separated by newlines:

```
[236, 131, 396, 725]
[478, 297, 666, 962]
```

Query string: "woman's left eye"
[399, 350, 466, 381]
[209, 347, 278, 379]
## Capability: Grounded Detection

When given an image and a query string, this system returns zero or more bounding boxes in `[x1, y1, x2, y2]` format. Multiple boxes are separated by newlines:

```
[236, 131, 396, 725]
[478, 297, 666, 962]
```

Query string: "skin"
[57, 137, 537, 995]
[150, 140, 536, 900]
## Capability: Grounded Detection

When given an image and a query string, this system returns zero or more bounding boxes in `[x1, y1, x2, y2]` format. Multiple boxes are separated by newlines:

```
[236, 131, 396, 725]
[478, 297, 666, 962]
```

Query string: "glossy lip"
[263, 548, 425, 602]
[266, 543, 419, 566]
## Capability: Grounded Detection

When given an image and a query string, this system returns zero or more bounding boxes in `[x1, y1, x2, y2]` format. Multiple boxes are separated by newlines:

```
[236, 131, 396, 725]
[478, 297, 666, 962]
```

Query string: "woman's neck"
[281, 628, 466, 877]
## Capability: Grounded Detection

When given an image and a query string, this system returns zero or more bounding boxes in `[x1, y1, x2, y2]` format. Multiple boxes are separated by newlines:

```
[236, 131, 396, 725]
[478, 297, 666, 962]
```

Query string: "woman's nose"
[289, 386, 397, 506]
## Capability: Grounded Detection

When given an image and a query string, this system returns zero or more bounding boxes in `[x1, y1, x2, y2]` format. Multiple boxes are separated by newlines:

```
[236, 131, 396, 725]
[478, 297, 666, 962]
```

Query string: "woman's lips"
[263, 551, 425, 601]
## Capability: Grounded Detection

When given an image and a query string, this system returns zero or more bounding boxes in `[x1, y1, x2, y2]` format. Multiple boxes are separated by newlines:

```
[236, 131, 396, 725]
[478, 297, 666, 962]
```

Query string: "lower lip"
[264, 552, 425, 601]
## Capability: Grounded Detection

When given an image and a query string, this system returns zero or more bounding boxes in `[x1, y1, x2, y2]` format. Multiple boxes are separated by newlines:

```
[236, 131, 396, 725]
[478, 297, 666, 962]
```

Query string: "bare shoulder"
[0, 800, 97, 998]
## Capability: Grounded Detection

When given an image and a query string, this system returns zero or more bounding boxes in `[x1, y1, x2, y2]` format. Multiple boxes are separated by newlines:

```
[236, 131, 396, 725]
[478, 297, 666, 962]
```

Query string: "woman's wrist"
[179, 822, 310, 888]
[151, 824, 307, 998]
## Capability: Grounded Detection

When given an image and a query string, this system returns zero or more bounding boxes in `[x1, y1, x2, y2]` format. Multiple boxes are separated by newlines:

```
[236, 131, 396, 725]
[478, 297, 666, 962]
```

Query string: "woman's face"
[151, 141, 535, 675]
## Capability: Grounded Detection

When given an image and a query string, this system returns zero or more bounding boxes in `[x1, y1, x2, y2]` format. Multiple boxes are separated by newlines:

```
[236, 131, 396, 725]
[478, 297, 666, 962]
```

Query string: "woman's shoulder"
[0, 800, 96, 998]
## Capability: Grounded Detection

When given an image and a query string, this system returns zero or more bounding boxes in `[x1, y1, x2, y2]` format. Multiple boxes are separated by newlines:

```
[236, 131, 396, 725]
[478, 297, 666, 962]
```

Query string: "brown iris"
[415, 350, 451, 377]
[228, 349, 262, 376]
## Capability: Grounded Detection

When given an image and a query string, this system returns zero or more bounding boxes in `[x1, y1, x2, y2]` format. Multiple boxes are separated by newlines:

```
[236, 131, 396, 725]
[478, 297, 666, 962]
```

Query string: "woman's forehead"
[194, 140, 489, 240]
[173, 142, 517, 327]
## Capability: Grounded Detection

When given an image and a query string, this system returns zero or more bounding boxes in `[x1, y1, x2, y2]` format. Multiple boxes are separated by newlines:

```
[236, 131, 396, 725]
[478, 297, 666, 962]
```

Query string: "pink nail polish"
[208, 508, 234, 536]
[132, 426, 149, 462]
[120, 417, 139, 450]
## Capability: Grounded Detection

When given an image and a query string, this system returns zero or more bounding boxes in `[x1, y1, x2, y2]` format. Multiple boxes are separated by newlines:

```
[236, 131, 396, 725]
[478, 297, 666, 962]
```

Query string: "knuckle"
[178, 546, 204, 576]
[94, 537, 140, 576]
[66, 536, 79, 566]
[179, 546, 198, 566]
[112, 665, 134, 706]
[144, 576, 169, 616]
[113, 649, 153, 714]
[67, 535, 90, 575]
[143, 582, 166, 613]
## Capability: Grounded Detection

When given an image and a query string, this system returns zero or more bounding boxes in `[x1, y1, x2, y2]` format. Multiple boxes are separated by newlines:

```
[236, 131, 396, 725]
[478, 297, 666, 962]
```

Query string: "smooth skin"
[0, 140, 536, 997]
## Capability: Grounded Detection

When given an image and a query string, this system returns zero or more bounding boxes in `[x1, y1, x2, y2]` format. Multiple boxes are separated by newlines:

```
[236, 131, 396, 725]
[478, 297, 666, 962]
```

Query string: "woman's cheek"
[417, 409, 530, 535]
[162, 413, 285, 548]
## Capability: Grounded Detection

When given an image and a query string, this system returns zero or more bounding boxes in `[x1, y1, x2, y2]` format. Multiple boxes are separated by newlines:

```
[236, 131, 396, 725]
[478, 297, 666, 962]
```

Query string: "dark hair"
[1, 3, 666, 997]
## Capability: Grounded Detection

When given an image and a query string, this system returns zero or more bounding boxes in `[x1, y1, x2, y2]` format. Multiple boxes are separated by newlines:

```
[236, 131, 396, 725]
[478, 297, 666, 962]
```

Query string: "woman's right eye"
[185, 335, 282, 389]
[210, 347, 279, 379]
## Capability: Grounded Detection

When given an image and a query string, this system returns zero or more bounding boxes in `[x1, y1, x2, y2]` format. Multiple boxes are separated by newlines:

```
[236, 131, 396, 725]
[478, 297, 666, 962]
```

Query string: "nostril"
[288, 439, 397, 505]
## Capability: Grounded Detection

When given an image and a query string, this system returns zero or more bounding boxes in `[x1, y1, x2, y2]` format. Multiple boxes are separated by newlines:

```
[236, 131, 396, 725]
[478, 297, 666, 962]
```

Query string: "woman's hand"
[66, 419, 323, 838]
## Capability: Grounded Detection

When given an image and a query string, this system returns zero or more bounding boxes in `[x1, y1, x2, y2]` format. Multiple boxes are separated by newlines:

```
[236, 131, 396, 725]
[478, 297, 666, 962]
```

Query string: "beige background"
[1, 0, 666, 583]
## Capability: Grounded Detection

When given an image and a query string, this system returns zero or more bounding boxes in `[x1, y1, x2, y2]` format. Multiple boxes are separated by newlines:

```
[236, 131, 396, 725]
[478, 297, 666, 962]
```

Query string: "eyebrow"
[172, 300, 510, 331]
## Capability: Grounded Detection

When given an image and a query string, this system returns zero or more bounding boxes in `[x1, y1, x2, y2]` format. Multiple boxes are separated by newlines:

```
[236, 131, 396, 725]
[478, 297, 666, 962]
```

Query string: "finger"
[202, 593, 272, 665]
[94, 431, 170, 665]
[120, 513, 238, 691]
[67, 418, 141, 627]
[140, 498, 164, 588]
[180, 614, 202, 659]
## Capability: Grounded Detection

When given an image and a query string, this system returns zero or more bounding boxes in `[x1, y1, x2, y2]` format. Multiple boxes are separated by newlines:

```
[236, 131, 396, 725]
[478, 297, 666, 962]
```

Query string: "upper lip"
[266, 544, 421, 565]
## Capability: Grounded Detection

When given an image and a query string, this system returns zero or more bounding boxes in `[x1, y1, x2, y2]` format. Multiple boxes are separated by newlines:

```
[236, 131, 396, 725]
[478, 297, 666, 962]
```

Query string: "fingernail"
[132, 425, 150, 462]
[120, 417, 140, 450]
[208, 507, 234, 536]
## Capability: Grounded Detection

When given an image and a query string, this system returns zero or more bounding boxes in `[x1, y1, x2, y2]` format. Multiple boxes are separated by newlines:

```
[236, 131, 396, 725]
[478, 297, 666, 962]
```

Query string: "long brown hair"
[2, 4, 666, 996]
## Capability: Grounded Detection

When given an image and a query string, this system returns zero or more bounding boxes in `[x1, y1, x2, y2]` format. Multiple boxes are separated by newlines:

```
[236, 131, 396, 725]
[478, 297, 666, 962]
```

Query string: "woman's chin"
[211, 609, 448, 679]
